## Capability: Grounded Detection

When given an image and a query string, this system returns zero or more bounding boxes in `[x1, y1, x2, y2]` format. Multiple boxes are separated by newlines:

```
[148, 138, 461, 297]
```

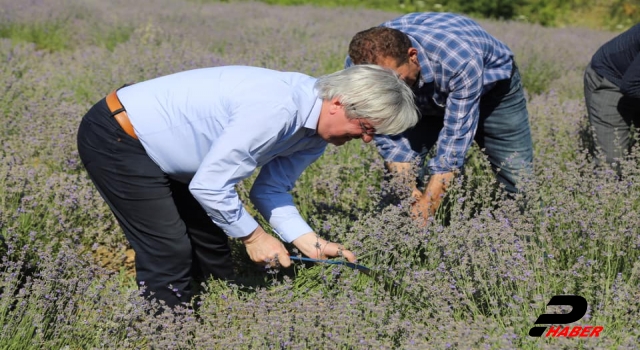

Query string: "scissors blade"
[289, 256, 371, 273]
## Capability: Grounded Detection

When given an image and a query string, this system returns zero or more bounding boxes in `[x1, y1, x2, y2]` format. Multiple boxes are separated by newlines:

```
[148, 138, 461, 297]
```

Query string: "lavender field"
[1, 0, 639, 348]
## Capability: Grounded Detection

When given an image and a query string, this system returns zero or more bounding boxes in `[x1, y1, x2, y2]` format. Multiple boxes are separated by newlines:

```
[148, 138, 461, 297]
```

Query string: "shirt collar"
[291, 78, 322, 132]
[303, 97, 322, 132]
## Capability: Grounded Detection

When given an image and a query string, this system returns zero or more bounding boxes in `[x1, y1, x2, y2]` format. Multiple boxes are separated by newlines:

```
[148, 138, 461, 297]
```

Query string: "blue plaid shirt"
[346, 12, 514, 173]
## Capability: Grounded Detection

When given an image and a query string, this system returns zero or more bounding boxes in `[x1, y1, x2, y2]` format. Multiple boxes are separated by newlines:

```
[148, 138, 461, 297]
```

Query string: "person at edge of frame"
[345, 12, 534, 223]
[584, 23, 640, 175]
[76, 64, 419, 309]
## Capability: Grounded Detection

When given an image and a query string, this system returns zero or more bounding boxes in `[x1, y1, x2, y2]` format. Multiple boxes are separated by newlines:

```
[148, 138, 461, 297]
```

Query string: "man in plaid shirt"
[346, 12, 533, 222]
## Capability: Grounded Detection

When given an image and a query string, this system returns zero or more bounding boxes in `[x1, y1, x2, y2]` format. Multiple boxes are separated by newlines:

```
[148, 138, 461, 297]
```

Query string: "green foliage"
[446, 0, 526, 20]
[293, 141, 384, 221]
[516, 0, 562, 26]
[606, 0, 640, 29]
[198, 0, 638, 29]
[0, 13, 132, 53]
[93, 26, 135, 52]
[0, 21, 70, 52]
[518, 53, 563, 97]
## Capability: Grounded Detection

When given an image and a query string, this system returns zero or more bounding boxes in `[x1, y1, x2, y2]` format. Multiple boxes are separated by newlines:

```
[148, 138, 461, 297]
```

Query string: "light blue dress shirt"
[116, 66, 327, 243]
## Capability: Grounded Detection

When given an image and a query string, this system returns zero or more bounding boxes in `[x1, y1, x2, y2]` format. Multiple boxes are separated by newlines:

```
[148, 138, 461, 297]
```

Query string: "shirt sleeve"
[373, 134, 421, 163]
[188, 104, 292, 239]
[428, 56, 484, 174]
[249, 145, 326, 243]
[620, 54, 640, 99]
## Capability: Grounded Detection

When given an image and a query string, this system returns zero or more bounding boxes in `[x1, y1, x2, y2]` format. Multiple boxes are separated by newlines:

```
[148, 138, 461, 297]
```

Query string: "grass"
[0, 21, 71, 52]
[0, 0, 637, 348]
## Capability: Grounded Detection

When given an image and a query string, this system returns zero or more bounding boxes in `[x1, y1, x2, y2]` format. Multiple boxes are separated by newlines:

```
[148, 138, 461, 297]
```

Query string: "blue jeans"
[408, 65, 533, 194]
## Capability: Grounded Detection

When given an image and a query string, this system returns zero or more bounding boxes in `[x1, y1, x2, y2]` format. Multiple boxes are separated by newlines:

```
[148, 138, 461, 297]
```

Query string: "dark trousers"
[77, 98, 234, 308]
[409, 65, 534, 193]
[584, 64, 640, 170]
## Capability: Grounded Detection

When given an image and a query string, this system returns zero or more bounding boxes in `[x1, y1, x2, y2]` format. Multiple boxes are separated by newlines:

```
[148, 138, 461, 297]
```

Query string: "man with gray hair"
[77, 64, 418, 308]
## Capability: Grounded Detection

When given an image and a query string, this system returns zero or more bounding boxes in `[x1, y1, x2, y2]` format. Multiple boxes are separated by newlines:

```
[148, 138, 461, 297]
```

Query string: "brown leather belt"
[106, 89, 138, 139]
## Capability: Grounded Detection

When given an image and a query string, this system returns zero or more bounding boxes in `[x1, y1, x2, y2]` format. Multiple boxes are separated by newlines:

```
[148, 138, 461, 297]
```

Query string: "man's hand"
[411, 187, 422, 200]
[292, 232, 357, 263]
[411, 171, 455, 226]
[241, 226, 291, 268]
[385, 162, 455, 226]
[385, 161, 414, 176]
[386, 161, 422, 199]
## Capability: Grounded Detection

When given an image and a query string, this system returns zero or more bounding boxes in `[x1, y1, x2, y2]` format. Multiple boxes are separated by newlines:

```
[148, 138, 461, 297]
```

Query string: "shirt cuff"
[272, 216, 314, 243]
[428, 155, 463, 173]
[385, 152, 419, 163]
[211, 207, 259, 239]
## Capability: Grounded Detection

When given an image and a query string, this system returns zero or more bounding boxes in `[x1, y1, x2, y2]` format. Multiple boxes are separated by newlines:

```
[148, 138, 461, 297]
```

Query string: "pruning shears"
[289, 255, 371, 274]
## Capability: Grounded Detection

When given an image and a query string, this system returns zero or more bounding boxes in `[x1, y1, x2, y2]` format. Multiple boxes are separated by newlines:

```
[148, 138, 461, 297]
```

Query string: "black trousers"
[77, 98, 234, 308]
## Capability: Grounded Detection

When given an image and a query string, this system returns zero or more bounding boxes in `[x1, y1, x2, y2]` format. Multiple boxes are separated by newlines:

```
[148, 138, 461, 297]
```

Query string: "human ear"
[408, 48, 418, 63]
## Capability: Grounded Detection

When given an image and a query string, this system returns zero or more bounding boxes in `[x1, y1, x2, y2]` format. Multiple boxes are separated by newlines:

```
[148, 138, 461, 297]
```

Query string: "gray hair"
[314, 64, 419, 135]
